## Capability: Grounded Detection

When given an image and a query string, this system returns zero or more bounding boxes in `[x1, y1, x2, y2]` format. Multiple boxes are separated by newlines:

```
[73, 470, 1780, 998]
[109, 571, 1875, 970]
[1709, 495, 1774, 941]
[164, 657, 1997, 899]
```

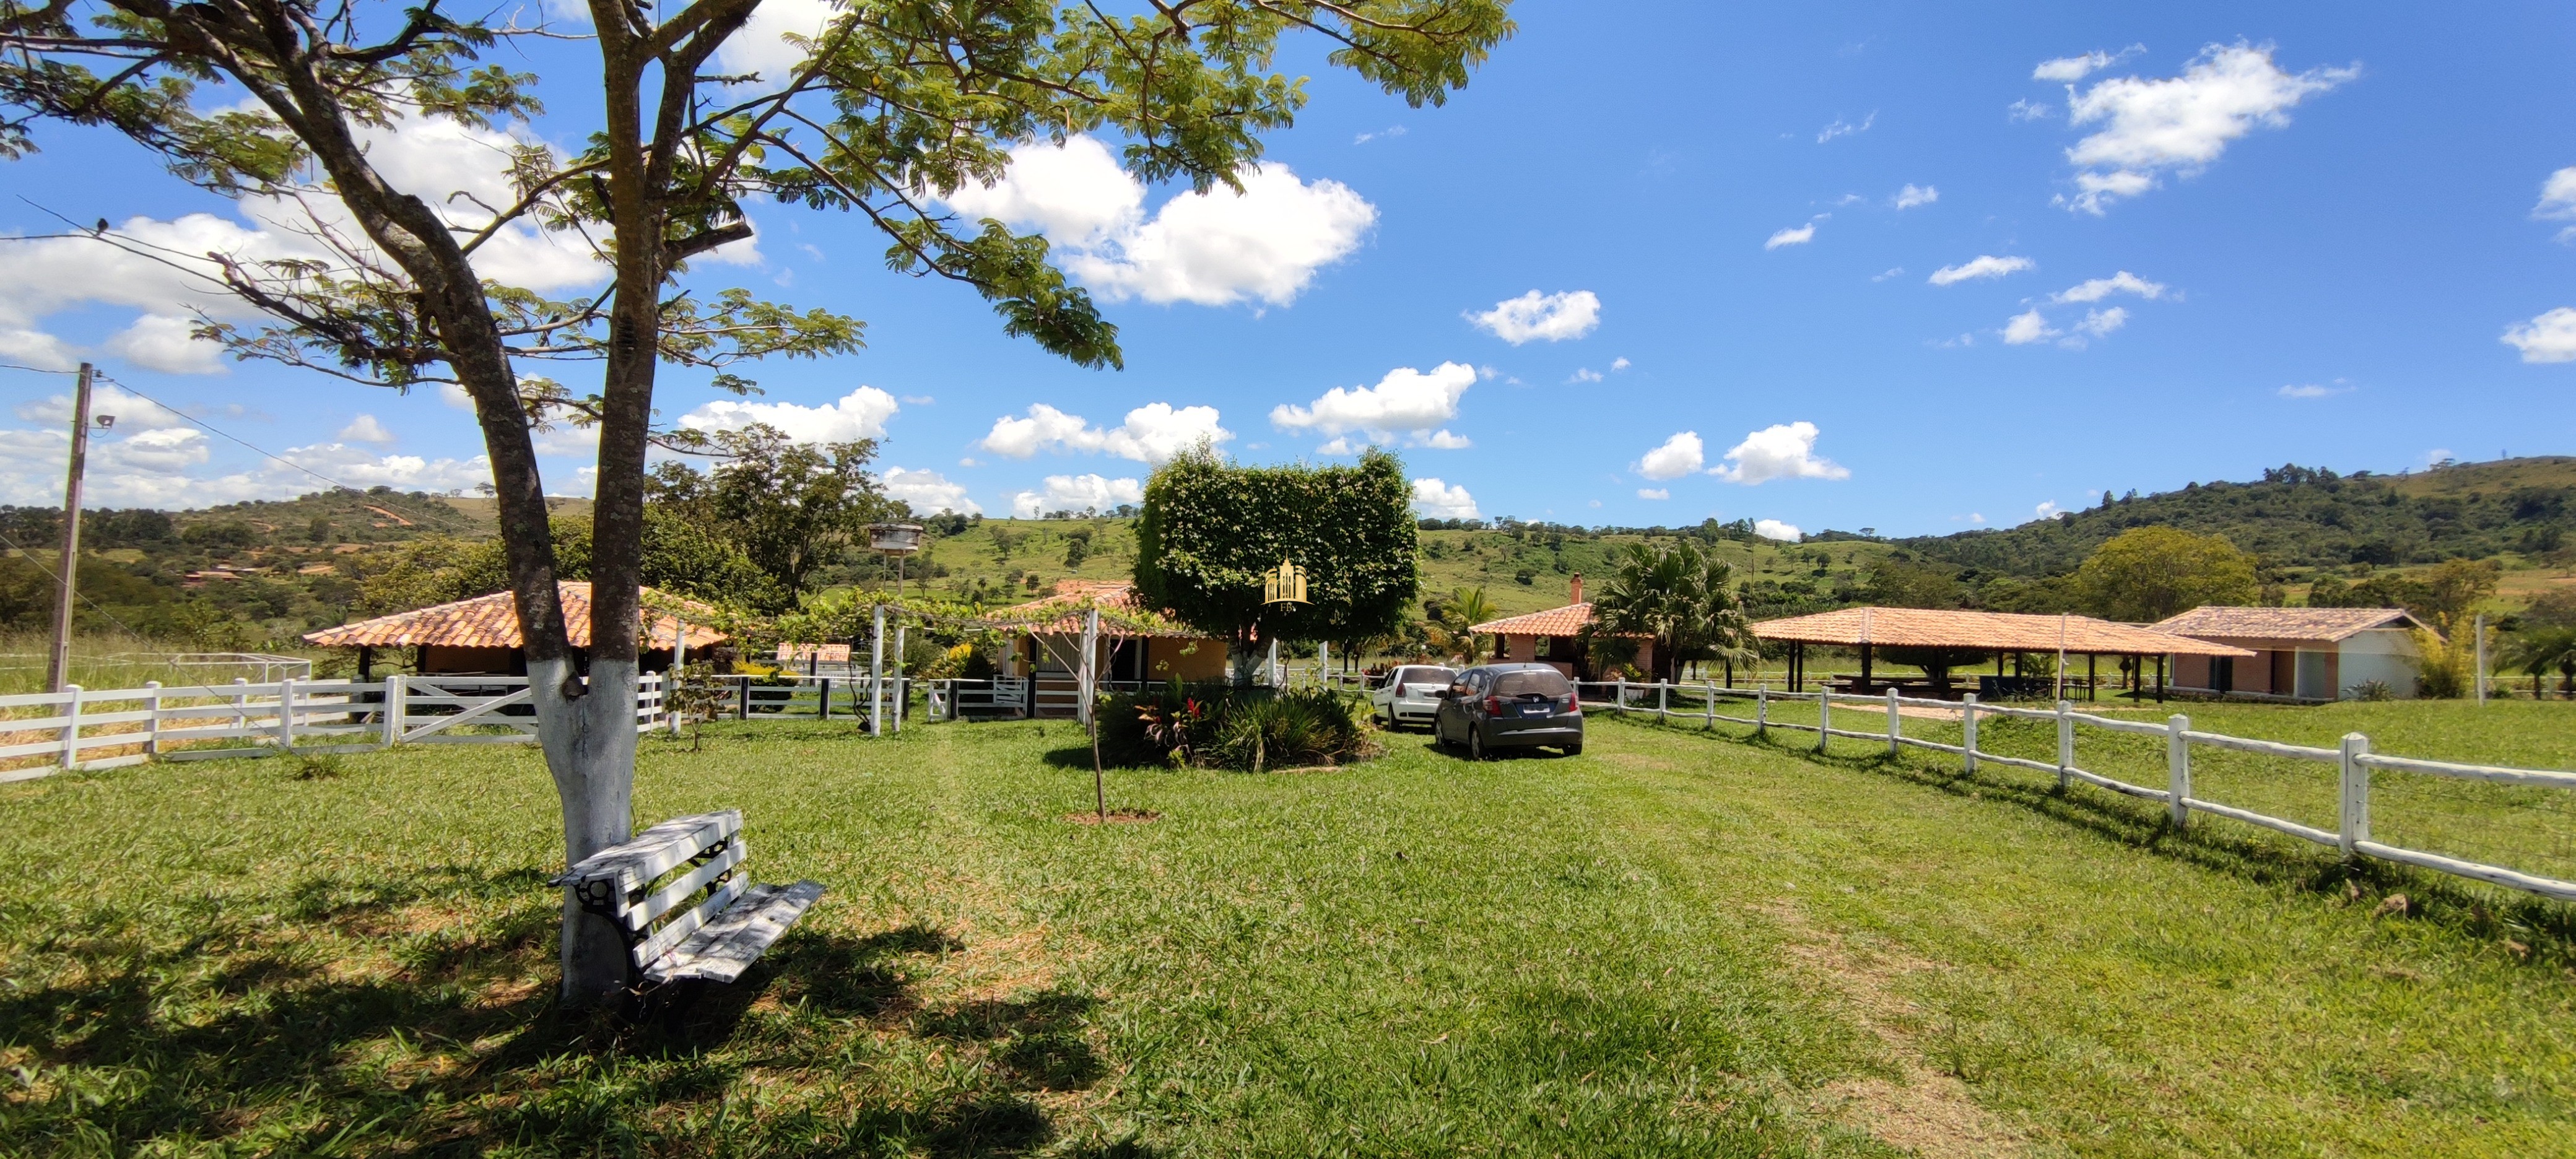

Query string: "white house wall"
[2338, 628, 2420, 699]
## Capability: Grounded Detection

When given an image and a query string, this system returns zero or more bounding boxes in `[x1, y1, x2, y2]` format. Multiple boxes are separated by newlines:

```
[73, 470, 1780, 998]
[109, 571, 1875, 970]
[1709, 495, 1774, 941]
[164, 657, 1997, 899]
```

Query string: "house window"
[1534, 636, 1552, 658]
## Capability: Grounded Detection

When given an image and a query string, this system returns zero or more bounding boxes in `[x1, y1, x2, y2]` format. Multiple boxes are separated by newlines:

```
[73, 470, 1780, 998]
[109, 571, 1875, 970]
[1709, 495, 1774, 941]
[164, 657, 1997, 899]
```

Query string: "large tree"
[646, 423, 886, 607]
[2, 0, 1511, 1006]
[1133, 448, 1418, 678]
[2076, 526, 2258, 623]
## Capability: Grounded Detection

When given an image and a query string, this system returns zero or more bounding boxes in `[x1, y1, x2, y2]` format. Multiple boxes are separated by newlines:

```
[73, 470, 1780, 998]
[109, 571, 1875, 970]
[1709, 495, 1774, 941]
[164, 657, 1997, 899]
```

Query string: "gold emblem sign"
[1262, 558, 1310, 606]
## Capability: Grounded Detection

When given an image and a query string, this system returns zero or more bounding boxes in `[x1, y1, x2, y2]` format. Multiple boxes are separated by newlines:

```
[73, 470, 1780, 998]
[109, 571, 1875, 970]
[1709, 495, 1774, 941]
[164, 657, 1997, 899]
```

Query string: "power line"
[0, 526, 147, 638]
[1, 363, 83, 375]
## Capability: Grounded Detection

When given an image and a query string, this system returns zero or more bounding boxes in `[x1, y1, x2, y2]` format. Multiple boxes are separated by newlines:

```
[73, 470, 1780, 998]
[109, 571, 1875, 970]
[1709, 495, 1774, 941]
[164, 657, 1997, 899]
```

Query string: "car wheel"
[1561, 741, 1583, 756]
[1468, 727, 1489, 762]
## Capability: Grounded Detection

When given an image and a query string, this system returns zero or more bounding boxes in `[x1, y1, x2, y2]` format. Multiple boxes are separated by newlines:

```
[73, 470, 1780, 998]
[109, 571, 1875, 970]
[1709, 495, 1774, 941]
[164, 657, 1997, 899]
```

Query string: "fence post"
[384, 674, 405, 746]
[894, 623, 909, 732]
[868, 603, 886, 735]
[58, 684, 82, 769]
[277, 677, 297, 750]
[1960, 693, 1978, 773]
[232, 676, 248, 735]
[1756, 683, 1767, 737]
[817, 676, 831, 722]
[2166, 713, 2192, 830]
[144, 680, 163, 758]
[2055, 700, 2074, 791]
[1658, 681, 1669, 719]
[1886, 687, 1901, 757]
[2338, 732, 2370, 856]
[738, 675, 751, 722]
[1704, 681, 1716, 730]
[1615, 676, 1627, 714]
[1816, 690, 1831, 753]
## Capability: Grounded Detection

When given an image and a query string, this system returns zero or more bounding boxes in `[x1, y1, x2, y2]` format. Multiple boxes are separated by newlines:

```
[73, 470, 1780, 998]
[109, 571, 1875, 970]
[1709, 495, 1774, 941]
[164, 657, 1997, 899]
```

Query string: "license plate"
[1518, 703, 1553, 718]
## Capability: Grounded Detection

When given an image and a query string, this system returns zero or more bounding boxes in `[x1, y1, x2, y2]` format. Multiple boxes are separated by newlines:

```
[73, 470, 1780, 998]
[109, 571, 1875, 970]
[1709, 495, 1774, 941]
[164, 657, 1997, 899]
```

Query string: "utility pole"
[45, 363, 95, 694]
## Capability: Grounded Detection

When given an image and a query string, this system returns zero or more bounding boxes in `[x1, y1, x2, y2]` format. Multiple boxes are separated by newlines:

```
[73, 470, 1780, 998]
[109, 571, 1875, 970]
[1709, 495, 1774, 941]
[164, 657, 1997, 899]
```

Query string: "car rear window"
[1396, 667, 1454, 685]
[1492, 670, 1572, 697]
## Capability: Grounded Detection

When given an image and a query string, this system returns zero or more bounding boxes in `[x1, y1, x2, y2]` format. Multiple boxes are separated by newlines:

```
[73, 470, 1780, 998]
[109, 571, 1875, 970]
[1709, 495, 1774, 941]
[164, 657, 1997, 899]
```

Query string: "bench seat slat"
[626, 839, 748, 931]
[633, 875, 746, 967]
[647, 880, 825, 984]
[552, 810, 741, 890]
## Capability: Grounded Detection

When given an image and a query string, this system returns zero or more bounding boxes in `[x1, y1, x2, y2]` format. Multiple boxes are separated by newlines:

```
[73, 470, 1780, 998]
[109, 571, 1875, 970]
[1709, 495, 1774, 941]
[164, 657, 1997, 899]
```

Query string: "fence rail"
[1576, 677, 2576, 907]
[1, 673, 681, 780]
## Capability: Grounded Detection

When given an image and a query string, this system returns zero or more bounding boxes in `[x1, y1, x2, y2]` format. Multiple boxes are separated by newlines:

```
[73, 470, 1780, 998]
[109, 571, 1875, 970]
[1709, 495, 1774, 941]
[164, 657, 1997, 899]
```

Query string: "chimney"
[1569, 572, 1583, 605]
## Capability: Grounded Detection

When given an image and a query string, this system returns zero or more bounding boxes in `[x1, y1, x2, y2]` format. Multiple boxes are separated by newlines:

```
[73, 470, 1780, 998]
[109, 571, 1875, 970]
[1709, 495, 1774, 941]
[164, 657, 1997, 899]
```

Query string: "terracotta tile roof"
[303, 583, 726, 650]
[1752, 606, 2254, 658]
[1470, 602, 1600, 636]
[2152, 606, 2426, 643]
[993, 581, 1212, 639]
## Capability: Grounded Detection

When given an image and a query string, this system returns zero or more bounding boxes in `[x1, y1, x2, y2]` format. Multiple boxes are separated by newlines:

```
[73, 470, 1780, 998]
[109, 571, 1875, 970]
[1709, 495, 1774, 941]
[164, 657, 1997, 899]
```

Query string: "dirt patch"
[1063, 809, 1160, 825]
[1762, 902, 2029, 1159]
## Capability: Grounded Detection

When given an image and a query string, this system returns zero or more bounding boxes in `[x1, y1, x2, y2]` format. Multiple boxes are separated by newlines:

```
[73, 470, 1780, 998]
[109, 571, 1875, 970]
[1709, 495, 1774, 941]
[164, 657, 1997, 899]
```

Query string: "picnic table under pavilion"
[1750, 606, 2256, 701]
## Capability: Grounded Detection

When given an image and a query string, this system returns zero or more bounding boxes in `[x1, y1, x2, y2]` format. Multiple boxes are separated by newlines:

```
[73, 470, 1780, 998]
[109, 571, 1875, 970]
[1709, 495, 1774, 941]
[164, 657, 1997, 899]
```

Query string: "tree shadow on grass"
[1617, 714, 2576, 962]
[0, 871, 1102, 1157]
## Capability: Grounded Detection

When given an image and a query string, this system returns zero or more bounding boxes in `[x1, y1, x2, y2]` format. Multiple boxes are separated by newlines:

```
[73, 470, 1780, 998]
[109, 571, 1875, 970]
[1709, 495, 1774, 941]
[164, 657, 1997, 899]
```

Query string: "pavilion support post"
[1860, 644, 1873, 692]
[2087, 654, 2097, 701]
[2156, 655, 2166, 703]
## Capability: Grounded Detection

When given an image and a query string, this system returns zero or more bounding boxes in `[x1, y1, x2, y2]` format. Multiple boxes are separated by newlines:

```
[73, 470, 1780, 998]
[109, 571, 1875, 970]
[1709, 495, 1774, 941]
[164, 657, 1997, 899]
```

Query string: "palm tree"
[2506, 627, 2576, 699]
[1429, 587, 1499, 664]
[1590, 540, 1756, 684]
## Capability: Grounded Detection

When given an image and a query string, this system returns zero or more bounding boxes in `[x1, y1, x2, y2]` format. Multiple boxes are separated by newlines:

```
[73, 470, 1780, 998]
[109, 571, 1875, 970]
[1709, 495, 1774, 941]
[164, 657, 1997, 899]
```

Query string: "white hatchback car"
[1370, 664, 1458, 731]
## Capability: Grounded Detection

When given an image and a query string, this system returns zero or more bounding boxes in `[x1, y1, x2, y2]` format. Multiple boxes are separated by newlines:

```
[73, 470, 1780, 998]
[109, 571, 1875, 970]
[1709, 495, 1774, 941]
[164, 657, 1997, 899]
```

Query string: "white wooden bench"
[550, 809, 824, 986]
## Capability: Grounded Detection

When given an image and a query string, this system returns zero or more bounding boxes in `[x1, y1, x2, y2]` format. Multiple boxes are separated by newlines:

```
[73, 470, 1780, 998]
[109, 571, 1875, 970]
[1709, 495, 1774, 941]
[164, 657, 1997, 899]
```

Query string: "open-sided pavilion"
[1751, 606, 2257, 701]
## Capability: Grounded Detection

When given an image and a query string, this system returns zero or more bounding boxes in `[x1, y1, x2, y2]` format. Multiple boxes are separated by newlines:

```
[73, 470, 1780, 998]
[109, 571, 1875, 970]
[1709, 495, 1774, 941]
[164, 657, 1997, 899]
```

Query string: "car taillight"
[1483, 695, 1502, 715]
[1560, 694, 1576, 713]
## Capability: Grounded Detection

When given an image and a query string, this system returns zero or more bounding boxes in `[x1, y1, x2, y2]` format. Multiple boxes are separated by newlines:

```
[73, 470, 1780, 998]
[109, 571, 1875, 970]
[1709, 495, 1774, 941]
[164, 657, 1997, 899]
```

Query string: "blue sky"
[4, 2, 2574, 538]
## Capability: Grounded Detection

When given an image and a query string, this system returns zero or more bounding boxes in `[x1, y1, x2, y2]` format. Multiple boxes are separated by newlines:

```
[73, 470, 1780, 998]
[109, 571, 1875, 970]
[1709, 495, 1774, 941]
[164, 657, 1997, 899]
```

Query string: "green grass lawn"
[2, 710, 2569, 1157]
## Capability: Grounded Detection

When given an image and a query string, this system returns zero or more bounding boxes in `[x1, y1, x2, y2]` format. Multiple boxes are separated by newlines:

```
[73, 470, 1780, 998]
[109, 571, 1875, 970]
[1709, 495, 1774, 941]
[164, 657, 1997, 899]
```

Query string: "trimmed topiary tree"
[1134, 449, 1419, 680]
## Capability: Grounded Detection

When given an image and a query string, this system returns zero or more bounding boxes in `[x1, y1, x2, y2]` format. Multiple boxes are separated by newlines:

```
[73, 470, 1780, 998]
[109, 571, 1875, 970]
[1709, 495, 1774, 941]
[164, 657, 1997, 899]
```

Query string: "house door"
[2213, 656, 2235, 694]
[1110, 639, 1144, 684]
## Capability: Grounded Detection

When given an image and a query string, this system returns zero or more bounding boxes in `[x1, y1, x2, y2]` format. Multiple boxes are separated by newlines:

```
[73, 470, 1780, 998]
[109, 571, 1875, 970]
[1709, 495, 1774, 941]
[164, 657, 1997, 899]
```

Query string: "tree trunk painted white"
[535, 655, 642, 1007]
[2166, 713, 2192, 830]
[1267, 636, 1281, 687]
[1078, 609, 1099, 728]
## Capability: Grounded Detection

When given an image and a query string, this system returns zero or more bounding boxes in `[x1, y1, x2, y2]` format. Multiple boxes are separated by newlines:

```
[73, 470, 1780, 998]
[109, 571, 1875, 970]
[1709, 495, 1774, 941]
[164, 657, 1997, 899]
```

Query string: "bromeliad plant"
[1102, 681, 1371, 771]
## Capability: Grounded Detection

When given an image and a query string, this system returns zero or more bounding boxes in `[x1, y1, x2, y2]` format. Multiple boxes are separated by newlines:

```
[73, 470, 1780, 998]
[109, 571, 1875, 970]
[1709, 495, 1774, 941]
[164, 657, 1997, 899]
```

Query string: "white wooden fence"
[1578, 678, 2576, 907]
[1, 672, 675, 781]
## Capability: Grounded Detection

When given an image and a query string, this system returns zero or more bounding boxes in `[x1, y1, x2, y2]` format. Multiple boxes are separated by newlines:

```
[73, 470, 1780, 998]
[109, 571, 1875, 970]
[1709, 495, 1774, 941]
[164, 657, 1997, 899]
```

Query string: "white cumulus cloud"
[1817, 111, 1876, 143]
[2503, 307, 2576, 363]
[1410, 477, 1479, 519]
[941, 135, 1374, 307]
[1894, 183, 1940, 210]
[1011, 473, 1142, 518]
[1635, 431, 1705, 480]
[2033, 45, 2143, 82]
[882, 466, 981, 515]
[2535, 167, 2576, 241]
[1765, 223, 1817, 250]
[1271, 361, 1474, 452]
[1928, 254, 2034, 285]
[2058, 43, 2357, 214]
[2002, 309, 2057, 345]
[1468, 290, 1601, 344]
[2073, 306, 2129, 339]
[679, 386, 900, 443]
[980, 401, 1231, 464]
[1636, 488, 1670, 501]
[1754, 519, 1802, 542]
[2052, 271, 2167, 302]
[337, 414, 396, 445]
[1708, 422, 1848, 485]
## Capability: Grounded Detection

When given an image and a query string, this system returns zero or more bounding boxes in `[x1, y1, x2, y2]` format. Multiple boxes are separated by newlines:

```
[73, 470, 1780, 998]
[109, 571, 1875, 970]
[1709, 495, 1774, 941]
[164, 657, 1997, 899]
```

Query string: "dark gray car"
[1432, 663, 1583, 759]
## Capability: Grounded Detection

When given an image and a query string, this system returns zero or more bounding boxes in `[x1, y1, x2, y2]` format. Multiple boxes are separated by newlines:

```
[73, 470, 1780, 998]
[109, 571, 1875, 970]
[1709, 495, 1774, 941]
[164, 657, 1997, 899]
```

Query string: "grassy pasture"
[0, 708, 2569, 1157]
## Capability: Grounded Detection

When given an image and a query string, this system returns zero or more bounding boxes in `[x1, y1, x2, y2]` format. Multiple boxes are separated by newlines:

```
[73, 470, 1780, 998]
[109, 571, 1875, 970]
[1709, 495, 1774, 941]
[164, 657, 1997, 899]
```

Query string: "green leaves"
[1134, 448, 1419, 645]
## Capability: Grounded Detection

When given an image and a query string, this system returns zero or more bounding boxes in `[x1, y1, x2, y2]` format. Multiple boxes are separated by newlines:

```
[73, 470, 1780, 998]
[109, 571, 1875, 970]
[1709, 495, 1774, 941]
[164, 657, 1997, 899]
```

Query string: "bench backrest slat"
[633, 875, 748, 966]
[553, 809, 742, 892]
[625, 838, 747, 931]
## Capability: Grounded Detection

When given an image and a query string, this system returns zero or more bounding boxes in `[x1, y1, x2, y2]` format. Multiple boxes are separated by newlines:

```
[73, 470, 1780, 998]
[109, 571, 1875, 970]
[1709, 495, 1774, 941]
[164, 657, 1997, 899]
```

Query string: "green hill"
[1897, 458, 2574, 578]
